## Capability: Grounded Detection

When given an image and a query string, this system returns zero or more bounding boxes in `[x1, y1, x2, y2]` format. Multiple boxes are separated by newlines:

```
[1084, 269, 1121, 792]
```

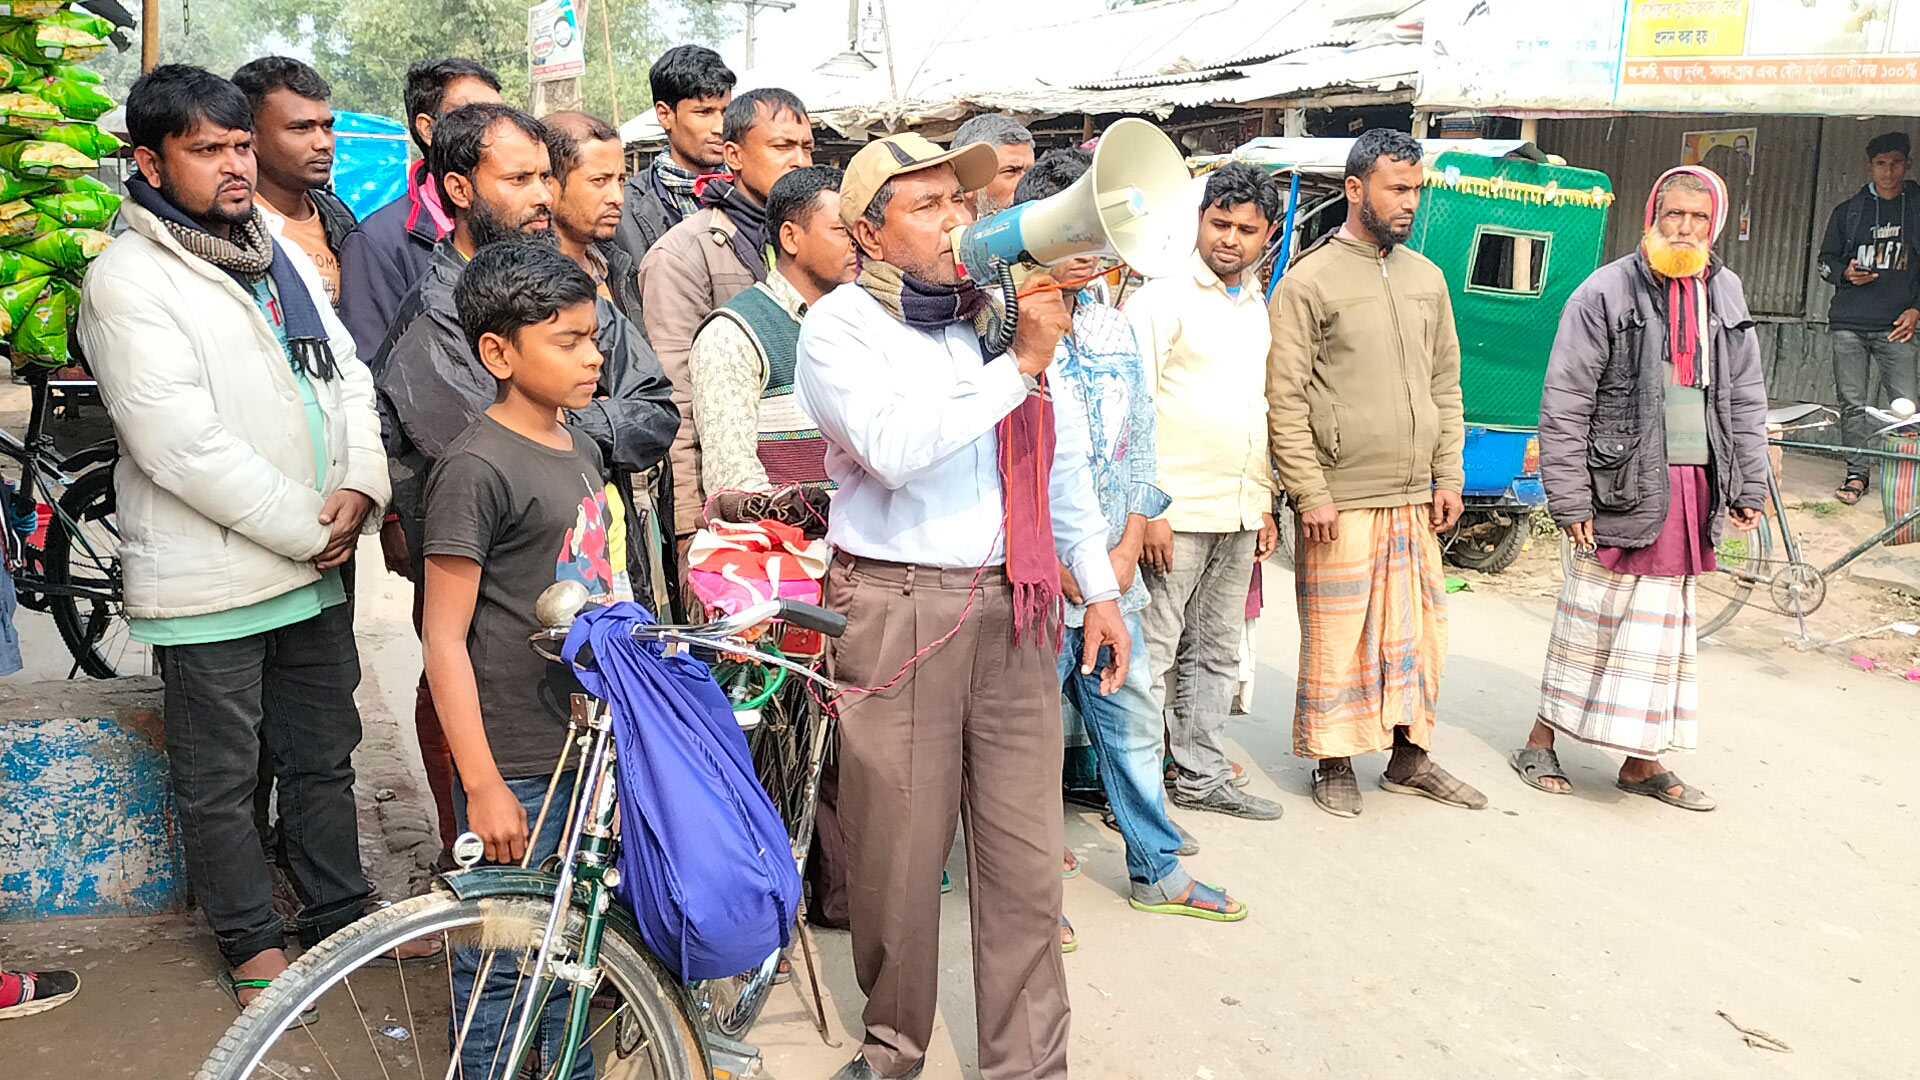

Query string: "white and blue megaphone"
[951, 117, 1192, 290]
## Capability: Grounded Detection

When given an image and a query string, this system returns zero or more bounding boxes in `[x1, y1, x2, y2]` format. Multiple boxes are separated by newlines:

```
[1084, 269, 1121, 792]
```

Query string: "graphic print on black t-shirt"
[422, 418, 632, 776]
[1860, 220, 1908, 275]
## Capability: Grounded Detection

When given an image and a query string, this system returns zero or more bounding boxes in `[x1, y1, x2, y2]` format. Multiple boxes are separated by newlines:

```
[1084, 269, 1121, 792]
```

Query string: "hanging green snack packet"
[54, 174, 107, 195]
[0, 56, 33, 91]
[24, 70, 112, 120]
[0, 139, 95, 179]
[34, 121, 121, 158]
[0, 169, 50, 202]
[0, 248, 52, 283]
[0, 198, 51, 244]
[0, 19, 109, 66]
[42, 10, 115, 39]
[0, 1, 66, 19]
[11, 277, 74, 367]
[0, 273, 46, 330]
[29, 189, 118, 229]
[13, 227, 108, 271]
[0, 92, 62, 137]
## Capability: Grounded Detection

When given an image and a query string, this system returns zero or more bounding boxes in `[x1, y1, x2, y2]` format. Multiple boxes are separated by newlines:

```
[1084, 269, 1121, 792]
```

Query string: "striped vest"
[705, 283, 832, 487]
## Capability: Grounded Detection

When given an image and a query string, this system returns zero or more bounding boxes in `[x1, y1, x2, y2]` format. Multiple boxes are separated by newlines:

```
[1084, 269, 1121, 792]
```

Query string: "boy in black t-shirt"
[421, 240, 626, 1079]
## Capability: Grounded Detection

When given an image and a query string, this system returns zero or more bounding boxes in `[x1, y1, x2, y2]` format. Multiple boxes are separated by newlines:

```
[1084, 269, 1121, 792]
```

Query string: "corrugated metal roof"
[737, 0, 1428, 138]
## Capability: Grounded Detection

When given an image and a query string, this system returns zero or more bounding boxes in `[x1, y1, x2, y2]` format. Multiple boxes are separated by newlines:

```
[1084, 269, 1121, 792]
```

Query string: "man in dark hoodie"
[373, 103, 678, 854]
[1819, 130, 1920, 505]
[337, 58, 501, 360]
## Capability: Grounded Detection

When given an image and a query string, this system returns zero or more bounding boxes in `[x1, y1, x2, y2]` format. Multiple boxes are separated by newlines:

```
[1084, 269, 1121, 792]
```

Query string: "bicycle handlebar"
[775, 599, 847, 639]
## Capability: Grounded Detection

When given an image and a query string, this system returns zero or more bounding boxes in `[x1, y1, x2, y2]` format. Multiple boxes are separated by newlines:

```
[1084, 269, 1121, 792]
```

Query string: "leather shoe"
[830, 1054, 925, 1080]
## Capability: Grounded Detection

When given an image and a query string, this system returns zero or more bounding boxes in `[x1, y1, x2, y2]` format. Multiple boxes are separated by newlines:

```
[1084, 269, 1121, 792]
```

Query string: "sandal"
[1616, 770, 1716, 811]
[218, 969, 316, 1026]
[1060, 916, 1078, 954]
[1128, 881, 1248, 923]
[1311, 762, 1362, 818]
[1062, 849, 1079, 879]
[1508, 747, 1573, 794]
[1836, 476, 1868, 505]
[1380, 761, 1489, 810]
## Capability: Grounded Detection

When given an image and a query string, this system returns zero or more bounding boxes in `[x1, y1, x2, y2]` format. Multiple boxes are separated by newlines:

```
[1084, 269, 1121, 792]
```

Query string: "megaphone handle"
[983, 260, 1019, 358]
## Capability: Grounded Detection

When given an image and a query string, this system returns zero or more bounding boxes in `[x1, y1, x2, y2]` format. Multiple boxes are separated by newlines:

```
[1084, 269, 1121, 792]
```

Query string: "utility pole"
[718, 0, 795, 70]
[140, 0, 157, 71]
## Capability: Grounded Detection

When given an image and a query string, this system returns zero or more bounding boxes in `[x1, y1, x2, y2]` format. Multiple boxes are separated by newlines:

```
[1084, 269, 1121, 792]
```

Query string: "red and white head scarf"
[1644, 165, 1728, 387]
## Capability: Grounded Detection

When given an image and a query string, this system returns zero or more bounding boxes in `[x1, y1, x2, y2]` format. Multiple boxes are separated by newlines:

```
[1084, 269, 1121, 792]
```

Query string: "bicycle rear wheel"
[43, 464, 148, 677]
[195, 888, 705, 1080]
[1699, 512, 1775, 639]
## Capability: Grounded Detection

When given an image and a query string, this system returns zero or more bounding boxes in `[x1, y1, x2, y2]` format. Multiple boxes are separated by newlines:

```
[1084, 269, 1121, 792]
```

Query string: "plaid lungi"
[1537, 551, 1699, 758]
[1293, 505, 1448, 758]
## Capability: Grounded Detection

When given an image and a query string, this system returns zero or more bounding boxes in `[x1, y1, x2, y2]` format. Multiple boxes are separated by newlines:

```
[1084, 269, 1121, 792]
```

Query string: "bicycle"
[684, 485, 839, 1043]
[192, 585, 847, 1080]
[1557, 402, 1920, 643]
[0, 370, 131, 677]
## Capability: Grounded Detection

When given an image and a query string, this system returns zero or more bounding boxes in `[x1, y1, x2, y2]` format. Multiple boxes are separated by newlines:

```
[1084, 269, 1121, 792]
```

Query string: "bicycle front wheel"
[1699, 511, 1775, 640]
[195, 887, 706, 1080]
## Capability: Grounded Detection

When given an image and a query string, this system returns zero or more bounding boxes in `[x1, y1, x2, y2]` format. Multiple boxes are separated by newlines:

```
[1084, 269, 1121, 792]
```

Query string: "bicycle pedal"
[706, 1032, 762, 1079]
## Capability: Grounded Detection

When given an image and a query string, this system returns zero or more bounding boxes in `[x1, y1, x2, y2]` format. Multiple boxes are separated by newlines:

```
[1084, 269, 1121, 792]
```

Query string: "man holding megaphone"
[795, 132, 1126, 1080]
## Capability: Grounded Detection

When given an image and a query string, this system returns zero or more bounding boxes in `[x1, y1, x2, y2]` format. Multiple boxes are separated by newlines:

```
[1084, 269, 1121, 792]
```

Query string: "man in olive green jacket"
[1265, 128, 1485, 820]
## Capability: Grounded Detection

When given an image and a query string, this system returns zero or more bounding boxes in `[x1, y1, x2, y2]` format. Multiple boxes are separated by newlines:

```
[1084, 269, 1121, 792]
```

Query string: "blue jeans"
[450, 770, 594, 1080]
[1057, 610, 1192, 903]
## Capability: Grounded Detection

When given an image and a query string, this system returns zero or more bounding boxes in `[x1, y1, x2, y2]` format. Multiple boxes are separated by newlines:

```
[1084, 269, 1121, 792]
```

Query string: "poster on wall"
[1418, 0, 1920, 115]
[1680, 128, 1757, 242]
[528, 0, 585, 84]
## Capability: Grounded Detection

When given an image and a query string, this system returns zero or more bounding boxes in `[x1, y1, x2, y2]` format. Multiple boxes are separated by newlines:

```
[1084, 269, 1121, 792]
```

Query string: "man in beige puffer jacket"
[1265, 128, 1484, 820]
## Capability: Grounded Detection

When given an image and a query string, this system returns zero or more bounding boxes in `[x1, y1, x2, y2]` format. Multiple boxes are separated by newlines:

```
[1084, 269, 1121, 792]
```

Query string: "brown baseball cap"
[839, 132, 998, 226]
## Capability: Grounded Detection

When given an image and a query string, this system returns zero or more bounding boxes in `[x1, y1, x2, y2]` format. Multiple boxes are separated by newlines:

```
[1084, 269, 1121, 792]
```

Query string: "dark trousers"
[156, 602, 370, 968]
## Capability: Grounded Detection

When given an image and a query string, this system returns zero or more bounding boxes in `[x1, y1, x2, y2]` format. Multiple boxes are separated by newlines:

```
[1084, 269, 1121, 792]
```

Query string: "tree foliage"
[96, 0, 734, 127]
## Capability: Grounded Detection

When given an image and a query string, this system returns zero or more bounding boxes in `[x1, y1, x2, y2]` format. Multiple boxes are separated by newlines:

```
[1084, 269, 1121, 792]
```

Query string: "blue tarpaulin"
[331, 110, 410, 220]
[562, 602, 801, 982]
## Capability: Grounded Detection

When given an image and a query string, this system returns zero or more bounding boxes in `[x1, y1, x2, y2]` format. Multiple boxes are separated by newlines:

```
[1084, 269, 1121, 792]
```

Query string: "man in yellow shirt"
[1125, 162, 1283, 821]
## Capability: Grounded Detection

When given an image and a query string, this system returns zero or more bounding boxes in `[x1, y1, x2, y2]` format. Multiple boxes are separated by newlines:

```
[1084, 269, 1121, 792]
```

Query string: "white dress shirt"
[795, 282, 1121, 605]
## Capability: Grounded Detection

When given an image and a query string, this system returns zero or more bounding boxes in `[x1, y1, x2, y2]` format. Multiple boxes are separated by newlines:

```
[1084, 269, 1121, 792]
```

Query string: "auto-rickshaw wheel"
[1442, 510, 1528, 573]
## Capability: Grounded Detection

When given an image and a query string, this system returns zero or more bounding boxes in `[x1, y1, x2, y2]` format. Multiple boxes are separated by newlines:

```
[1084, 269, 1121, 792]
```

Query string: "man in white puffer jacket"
[77, 65, 395, 1007]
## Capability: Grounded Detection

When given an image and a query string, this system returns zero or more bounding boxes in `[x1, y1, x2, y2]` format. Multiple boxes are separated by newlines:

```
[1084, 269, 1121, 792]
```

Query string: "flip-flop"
[1128, 881, 1248, 923]
[1508, 747, 1573, 794]
[940, 870, 953, 894]
[1060, 916, 1078, 954]
[363, 933, 446, 968]
[218, 969, 316, 1026]
[1616, 771, 1716, 811]
[1061, 850, 1080, 879]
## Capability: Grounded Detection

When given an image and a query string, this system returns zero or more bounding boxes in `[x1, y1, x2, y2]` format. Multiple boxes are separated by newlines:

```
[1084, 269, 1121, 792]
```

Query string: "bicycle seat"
[1765, 403, 1830, 426]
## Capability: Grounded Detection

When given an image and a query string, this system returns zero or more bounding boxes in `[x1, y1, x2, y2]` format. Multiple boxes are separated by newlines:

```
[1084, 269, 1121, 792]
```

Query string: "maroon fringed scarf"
[858, 258, 1061, 646]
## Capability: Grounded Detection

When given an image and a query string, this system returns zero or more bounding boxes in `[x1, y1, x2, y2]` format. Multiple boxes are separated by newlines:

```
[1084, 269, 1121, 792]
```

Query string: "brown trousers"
[828, 555, 1070, 1080]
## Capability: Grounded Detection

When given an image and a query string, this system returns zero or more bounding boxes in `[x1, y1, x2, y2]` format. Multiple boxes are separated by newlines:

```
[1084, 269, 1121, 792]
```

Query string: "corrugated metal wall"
[1539, 114, 1822, 317]
[1532, 112, 1920, 410]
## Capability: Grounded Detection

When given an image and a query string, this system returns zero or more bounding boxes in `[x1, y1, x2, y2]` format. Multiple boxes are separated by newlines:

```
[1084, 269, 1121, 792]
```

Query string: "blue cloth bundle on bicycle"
[562, 601, 800, 981]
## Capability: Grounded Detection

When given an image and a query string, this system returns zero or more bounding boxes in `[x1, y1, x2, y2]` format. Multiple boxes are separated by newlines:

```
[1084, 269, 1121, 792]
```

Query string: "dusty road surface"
[4, 517, 1916, 1079]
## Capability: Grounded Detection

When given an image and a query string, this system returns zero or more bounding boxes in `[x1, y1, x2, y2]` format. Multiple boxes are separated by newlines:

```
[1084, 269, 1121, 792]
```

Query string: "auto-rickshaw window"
[1467, 227, 1551, 297]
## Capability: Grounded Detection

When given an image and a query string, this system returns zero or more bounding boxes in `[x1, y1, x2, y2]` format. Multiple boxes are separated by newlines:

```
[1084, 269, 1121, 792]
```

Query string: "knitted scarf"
[1644, 165, 1727, 389]
[652, 153, 704, 220]
[127, 175, 338, 381]
[698, 175, 770, 284]
[859, 258, 1061, 646]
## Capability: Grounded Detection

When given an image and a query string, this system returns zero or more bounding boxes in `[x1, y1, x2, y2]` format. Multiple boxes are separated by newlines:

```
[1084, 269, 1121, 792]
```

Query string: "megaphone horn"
[952, 117, 1191, 285]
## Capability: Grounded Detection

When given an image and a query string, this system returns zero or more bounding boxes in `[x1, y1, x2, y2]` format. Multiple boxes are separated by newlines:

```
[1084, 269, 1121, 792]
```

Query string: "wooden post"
[1411, 111, 1428, 139]
[1259, 108, 1275, 137]
[1282, 107, 1306, 137]
[140, 0, 158, 71]
[1520, 116, 1539, 146]
[1080, 114, 1094, 142]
